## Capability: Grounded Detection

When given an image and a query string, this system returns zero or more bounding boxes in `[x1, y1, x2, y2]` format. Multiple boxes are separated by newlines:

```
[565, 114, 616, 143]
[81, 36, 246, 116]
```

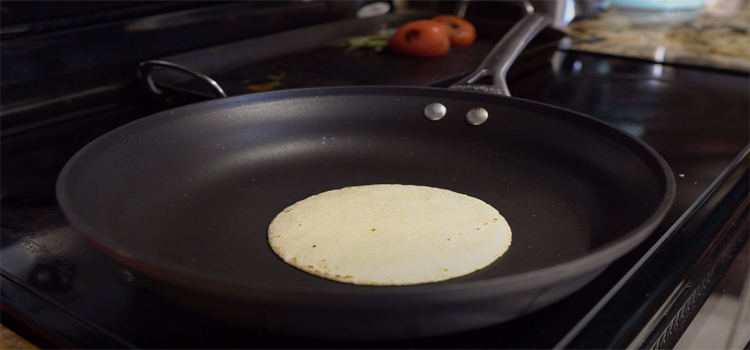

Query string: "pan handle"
[448, 12, 551, 97]
[138, 60, 228, 98]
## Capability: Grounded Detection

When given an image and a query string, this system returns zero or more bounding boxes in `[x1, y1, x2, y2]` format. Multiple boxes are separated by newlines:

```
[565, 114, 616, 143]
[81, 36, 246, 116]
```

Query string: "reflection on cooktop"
[535, 75, 737, 126]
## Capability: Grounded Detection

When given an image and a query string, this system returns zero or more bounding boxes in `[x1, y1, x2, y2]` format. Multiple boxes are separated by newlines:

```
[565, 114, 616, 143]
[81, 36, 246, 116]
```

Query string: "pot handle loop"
[138, 60, 228, 98]
[448, 12, 551, 97]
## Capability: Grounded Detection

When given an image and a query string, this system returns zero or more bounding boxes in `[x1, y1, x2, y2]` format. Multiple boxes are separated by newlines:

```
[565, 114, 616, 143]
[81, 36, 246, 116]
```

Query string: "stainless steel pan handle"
[448, 12, 551, 97]
[138, 60, 227, 98]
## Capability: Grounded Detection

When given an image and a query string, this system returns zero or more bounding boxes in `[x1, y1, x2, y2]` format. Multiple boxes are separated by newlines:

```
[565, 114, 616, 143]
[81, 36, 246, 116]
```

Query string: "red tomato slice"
[388, 20, 451, 58]
[432, 15, 477, 47]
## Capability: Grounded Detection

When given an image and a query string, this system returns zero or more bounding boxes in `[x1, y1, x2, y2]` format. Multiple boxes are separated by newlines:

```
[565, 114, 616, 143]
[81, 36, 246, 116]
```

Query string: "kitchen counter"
[0, 325, 38, 349]
[563, 0, 750, 71]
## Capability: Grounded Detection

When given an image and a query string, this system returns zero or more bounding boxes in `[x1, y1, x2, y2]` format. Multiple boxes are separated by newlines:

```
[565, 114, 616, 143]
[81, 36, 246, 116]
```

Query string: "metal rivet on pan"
[466, 107, 488, 125]
[424, 103, 447, 121]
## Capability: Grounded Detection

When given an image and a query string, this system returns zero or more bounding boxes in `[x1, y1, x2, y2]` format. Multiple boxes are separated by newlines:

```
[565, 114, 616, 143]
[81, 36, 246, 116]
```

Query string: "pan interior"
[60, 88, 665, 290]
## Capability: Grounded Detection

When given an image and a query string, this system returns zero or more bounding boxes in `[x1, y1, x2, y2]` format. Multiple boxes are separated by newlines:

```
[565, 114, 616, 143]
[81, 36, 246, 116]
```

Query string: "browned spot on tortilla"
[447, 238, 451, 241]
[307, 265, 314, 268]
[371, 228, 377, 231]
[484, 223, 488, 225]
[476, 228, 480, 230]
[459, 232, 463, 235]
[444, 269, 448, 271]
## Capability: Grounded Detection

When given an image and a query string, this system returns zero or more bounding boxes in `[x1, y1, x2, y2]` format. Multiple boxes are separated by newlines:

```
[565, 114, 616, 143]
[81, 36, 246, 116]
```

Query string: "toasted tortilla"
[268, 184, 511, 285]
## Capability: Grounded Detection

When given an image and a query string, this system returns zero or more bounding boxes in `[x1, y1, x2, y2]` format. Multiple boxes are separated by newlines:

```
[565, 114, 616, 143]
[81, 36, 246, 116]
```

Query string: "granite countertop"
[563, 0, 750, 72]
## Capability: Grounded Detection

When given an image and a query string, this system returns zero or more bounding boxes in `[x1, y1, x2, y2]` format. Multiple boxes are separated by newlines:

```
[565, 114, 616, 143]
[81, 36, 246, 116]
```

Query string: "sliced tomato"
[432, 15, 477, 47]
[388, 20, 451, 58]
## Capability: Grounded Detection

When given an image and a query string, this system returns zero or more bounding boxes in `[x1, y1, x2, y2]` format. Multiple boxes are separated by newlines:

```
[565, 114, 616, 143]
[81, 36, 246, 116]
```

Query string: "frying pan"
[56, 13, 675, 339]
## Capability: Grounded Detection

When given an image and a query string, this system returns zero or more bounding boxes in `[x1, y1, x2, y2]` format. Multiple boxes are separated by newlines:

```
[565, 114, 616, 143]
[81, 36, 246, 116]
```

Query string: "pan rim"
[56, 85, 676, 297]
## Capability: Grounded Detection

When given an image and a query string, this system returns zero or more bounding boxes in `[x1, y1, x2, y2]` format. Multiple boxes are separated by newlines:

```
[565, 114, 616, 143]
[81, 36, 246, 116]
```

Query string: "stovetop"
[1, 3, 748, 349]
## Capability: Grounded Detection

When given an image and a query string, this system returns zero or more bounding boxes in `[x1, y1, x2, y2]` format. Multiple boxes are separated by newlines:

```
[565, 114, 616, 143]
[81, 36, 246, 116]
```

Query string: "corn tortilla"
[268, 184, 511, 285]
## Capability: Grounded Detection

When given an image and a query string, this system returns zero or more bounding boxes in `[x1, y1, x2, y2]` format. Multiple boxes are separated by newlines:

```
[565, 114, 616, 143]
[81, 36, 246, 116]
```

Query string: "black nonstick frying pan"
[56, 13, 675, 339]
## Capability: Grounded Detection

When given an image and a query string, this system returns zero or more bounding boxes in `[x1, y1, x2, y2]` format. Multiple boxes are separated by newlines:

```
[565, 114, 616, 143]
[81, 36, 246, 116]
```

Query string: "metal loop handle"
[138, 60, 227, 98]
[449, 12, 551, 97]
[454, 0, 534, 18]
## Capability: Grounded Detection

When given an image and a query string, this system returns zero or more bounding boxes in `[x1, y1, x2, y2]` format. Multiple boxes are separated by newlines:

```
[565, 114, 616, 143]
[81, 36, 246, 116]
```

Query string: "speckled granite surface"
[563, 0, 749, 71]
